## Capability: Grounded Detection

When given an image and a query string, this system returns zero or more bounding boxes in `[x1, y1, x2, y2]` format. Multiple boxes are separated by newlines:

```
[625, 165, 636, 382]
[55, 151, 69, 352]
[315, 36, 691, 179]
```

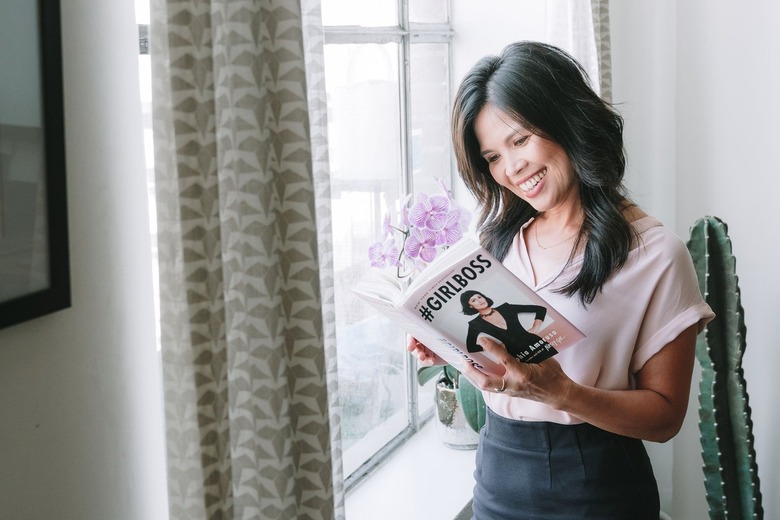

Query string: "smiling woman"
[440, 40, 715, 519]
[0, 0, 70, 330]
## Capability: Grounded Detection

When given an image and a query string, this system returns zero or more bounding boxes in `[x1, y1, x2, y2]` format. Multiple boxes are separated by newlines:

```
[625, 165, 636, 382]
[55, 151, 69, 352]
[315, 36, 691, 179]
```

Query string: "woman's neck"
[534, 205, 583, 238]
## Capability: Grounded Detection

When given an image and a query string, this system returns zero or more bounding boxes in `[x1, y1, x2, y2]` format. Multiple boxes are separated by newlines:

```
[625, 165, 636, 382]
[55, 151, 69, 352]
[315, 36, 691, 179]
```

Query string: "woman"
[461, 289, 556, 364]
[409, 41, 714, 519]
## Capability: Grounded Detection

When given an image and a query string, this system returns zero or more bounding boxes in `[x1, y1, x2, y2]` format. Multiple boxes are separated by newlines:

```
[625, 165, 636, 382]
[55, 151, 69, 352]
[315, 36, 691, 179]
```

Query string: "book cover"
[353, 238, 585, 376]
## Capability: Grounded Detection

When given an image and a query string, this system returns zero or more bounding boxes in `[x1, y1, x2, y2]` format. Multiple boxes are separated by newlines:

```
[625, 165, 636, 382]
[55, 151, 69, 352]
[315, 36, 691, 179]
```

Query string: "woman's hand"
[462, 337, 573, 408]
[407, 337, 447, 366]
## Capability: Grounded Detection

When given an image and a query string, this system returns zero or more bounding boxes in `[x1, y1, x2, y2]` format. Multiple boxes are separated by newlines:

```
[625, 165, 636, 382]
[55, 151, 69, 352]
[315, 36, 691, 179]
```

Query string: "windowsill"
[345, 419, 476, 520]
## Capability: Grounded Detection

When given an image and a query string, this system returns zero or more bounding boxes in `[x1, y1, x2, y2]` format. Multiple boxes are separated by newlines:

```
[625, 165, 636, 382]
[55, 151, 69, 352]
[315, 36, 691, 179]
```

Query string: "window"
[320, 0, 454, 486]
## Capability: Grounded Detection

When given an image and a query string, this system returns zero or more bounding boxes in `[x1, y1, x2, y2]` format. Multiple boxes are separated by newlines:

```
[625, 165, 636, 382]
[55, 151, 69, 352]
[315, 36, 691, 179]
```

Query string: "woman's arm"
[504, 303, 547, 323]
[527, 318, 544, 334]
[466, 319, 488, 353]
[463, 324, 698, 442]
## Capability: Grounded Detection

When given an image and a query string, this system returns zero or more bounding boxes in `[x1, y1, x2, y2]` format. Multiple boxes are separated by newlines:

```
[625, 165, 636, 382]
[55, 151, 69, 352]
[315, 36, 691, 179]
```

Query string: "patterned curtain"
[300, 1, 345, 518]
[589, 0, 613, 103]
[150, 0, 338, 518]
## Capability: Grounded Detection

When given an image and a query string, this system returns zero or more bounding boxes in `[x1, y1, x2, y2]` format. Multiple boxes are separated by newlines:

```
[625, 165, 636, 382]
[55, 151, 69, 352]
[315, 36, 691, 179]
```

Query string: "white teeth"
[520, 170, 546, 192]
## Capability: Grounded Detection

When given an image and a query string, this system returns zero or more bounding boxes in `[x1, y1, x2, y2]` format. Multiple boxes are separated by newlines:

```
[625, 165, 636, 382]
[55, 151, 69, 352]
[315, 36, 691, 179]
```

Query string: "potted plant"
[418, 364, 486, 449]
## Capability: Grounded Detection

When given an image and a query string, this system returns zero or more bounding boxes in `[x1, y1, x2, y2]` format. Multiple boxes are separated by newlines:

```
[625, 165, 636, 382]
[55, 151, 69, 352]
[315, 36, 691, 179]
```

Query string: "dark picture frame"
[0, 0, 70, 329]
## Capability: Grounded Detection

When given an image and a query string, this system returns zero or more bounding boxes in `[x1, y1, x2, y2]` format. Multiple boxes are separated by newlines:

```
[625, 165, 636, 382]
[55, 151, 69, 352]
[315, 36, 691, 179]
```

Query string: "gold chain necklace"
[534, 220, 578, 250]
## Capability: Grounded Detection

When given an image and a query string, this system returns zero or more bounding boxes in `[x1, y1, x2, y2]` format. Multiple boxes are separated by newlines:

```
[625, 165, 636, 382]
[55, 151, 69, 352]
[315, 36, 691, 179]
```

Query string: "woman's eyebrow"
[480, 129, 517, 157]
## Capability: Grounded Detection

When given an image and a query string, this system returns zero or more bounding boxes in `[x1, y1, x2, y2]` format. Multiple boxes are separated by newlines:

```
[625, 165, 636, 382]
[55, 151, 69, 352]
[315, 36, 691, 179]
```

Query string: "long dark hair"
[451, 41, 634, 305]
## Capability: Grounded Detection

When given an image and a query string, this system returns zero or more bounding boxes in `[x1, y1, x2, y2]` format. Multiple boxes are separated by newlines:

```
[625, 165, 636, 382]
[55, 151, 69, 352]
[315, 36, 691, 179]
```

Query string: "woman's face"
[468, 293, 489, 311]
[474, 104, 580, 216]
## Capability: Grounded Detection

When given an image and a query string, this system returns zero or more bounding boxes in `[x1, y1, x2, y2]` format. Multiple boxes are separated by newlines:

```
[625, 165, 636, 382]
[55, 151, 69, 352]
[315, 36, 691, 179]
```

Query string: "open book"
[353, 238, 585, 376]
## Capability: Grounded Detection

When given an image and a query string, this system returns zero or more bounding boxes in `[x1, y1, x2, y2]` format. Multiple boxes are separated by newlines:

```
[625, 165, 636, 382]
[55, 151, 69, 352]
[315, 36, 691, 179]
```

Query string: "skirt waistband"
[484, 408, 621, 450]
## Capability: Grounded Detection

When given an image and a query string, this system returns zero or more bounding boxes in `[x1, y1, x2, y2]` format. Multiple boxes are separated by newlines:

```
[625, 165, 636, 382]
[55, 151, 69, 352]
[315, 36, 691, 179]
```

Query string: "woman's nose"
[505, 152, 527, 179]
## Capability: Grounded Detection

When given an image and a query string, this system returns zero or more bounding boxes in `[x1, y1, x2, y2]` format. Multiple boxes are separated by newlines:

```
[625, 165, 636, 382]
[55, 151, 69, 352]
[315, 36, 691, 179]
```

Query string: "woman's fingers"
[478, 337, 517, 366]
[467, 338, 571, 404]
[463, 362, 509, 394]
[407, 337, 446, 366]
[463, 339, 514, 393]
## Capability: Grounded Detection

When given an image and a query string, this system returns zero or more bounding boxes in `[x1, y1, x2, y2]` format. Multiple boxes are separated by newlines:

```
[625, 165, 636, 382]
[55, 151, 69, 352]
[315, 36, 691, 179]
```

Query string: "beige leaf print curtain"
[590, 0, 613, 103]
[150, 0, 339, 518]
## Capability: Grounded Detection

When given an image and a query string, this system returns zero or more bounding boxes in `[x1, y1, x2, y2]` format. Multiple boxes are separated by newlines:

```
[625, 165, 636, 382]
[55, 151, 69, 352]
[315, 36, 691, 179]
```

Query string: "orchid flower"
[368, 239, 400, 268]
[405, 227, 439, 263]
[408, 193, 451, 231]
[367, 179, 471, 278]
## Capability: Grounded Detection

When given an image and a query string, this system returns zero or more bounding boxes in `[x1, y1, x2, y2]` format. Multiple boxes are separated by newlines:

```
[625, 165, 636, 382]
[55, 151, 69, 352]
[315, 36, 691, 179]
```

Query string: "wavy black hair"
[451, 41, 635, 305]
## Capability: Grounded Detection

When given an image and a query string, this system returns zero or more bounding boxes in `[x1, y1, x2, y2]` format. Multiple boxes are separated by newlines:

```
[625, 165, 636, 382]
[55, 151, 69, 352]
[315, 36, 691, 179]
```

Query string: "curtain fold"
[151, 0, 336, 518]
[300, 1, 345, 518]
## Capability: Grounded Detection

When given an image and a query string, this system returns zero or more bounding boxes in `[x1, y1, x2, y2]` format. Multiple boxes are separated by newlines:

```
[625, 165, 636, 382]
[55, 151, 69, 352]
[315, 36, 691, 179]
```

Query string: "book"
[352, 238, 585, 377]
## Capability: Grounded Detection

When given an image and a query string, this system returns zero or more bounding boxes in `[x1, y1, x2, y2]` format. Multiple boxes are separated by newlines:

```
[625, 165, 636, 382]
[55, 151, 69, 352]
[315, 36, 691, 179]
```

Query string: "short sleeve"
[630, 235, 715, 372]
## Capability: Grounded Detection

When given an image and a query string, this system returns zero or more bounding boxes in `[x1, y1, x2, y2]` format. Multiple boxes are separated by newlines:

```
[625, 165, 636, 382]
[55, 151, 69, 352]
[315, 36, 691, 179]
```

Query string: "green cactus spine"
[686, 216, 763, 520]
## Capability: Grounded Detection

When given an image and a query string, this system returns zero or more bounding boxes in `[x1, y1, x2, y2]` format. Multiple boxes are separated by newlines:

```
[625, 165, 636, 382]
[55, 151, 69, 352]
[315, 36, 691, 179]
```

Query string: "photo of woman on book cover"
[461, 289, 557, 363]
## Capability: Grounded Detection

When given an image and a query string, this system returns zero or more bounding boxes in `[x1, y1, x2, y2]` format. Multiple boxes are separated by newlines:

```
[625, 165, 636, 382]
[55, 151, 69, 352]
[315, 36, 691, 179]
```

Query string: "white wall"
[0, 1, 168, 519]
[613, 1, 780, 518]
[676, 1, 780, 519]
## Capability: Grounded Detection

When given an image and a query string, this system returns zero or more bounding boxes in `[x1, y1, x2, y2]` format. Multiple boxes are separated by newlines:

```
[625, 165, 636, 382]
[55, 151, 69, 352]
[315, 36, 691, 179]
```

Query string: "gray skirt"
[472, 409, 660, 520]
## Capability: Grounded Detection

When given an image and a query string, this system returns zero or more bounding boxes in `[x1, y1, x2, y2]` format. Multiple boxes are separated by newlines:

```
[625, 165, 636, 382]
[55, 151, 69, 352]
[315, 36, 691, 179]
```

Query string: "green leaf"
[416, 365, 444, 386]
[455, 376, 486, 433]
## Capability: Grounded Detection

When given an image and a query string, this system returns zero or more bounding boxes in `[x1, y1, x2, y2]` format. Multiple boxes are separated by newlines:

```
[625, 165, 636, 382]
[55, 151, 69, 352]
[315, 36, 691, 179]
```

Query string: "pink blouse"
[486, 216, 715, 424]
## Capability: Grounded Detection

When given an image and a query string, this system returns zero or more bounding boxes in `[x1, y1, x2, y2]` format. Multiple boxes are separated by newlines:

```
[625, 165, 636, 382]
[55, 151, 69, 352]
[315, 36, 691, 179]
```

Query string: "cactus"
[686, 216, 763, 520]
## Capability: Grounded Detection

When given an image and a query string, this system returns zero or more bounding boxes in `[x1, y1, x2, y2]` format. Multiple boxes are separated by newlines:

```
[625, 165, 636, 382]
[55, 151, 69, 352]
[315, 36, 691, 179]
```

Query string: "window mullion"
[397, 0, 421, 432]
[324, 26, 405, 44]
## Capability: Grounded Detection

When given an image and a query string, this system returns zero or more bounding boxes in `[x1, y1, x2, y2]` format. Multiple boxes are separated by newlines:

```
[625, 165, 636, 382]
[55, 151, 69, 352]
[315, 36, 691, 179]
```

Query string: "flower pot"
[434, 380, 480, 449]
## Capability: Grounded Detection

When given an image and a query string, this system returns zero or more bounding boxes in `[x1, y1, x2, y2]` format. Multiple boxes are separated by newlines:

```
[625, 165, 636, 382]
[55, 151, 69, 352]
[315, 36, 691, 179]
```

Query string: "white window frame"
[322, 0, 455, 490]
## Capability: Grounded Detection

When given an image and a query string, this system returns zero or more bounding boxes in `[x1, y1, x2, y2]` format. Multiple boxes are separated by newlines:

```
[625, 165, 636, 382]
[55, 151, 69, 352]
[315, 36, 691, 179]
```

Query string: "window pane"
[409, 0, 448, 23]
[410, 43, 449, 421]
[410, 43, 451, 195]
[321, 0, 398, 27]
[323, 43, 408, 475]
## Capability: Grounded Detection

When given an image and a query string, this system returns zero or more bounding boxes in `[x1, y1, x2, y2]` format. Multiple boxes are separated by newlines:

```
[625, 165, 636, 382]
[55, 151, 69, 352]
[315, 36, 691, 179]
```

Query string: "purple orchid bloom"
[408, 193, 451, 231]
[399, 193, 413, 229]
[368, 180, 472, 276]
[431, 209, 465, 246]
[368, 239, 400, 268]
[381, 212, 393, 239]
[405, 227, 439, 263]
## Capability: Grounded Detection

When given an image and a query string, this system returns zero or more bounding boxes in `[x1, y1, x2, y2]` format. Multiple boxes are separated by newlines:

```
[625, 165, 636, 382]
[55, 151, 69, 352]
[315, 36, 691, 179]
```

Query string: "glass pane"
[0, 0, 49, 302]
[323, 43, 408, 475]
[409, 0, 448, 23]
[321, 0, 398, 27]
[410, 43, 451, 195]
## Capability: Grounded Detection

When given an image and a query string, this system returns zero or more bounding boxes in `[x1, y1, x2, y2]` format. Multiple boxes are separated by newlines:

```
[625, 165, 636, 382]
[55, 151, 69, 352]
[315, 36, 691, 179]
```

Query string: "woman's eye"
[486, 154, 499, 164]
[514, 135, 529, 146]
